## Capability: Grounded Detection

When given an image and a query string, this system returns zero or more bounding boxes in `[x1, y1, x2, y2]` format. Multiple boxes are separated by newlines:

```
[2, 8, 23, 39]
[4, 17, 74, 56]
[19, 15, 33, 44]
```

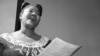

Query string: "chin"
[25, 20, 39, 29]
[25, 25, 35, 30]
[25, 23, 38, 30]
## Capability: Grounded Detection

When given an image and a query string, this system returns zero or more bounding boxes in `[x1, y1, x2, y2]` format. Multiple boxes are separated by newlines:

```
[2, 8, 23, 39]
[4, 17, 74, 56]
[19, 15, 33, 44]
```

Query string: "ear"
[19, 10, 24, 20]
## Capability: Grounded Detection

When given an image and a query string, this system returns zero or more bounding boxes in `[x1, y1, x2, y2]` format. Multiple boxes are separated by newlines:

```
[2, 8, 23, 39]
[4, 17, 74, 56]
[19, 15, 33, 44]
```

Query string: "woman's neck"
[18, 27, 41, 41]
[20, 28, 35, 35]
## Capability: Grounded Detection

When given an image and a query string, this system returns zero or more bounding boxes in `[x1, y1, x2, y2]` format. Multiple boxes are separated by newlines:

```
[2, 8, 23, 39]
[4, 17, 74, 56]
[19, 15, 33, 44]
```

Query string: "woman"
[0, 2, 51, 56]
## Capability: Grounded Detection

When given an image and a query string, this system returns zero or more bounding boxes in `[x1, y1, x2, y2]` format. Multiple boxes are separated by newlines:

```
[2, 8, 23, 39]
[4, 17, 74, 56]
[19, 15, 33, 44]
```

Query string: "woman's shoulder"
[0, 33, 10, 46]
[0, 33, 9, 40]
[0, 32, 16, 44]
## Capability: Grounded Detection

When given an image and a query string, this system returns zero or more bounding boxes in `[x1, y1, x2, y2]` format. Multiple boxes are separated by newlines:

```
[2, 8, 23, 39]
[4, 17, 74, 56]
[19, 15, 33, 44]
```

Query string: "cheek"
[21, 15, 28, 23]
[36, 17, 41, 24]
[21, 11, 30, 18]
[37, 16, 41, 20]
[36, 17, 41, 23]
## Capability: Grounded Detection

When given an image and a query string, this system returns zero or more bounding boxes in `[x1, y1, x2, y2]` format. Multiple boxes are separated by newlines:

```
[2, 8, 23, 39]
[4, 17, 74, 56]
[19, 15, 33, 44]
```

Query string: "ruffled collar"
[1, 33, 49, 48]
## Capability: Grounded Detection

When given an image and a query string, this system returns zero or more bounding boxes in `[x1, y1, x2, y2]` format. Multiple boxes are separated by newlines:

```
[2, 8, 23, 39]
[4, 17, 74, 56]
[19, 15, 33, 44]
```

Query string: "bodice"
[0, 33, 50, 56]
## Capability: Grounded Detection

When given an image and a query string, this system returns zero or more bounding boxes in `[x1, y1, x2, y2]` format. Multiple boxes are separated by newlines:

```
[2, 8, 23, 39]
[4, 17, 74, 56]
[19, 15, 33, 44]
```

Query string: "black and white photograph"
[0, 0, 99, 56]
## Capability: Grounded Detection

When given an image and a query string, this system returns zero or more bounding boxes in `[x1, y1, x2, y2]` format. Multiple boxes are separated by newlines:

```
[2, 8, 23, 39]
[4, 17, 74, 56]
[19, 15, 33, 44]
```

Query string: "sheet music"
[39, 37, 81, 56]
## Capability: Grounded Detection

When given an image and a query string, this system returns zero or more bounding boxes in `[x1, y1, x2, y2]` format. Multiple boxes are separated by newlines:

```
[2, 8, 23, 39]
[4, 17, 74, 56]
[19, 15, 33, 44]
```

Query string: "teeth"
[30, 18, 36, 21]
[28, 15, 36, 21]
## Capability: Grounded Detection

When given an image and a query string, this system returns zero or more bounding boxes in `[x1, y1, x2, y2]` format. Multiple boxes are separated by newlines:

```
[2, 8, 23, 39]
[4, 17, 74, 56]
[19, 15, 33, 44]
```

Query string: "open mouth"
[28, 16, 37, 21]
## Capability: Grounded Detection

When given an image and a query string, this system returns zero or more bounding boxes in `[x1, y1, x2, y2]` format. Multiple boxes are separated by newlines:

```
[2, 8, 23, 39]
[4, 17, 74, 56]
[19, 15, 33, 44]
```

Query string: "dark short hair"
[21, 2, 43, 16]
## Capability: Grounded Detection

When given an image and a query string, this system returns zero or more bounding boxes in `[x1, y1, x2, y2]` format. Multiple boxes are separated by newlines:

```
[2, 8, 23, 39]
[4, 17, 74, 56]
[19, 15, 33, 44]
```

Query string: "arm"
[0, 35, 6, 56]
[0, 43, 5, 56]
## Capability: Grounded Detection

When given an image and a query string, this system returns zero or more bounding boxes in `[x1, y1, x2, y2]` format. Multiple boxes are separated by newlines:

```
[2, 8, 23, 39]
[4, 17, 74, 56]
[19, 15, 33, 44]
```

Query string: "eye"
[29, 10, 33, 13]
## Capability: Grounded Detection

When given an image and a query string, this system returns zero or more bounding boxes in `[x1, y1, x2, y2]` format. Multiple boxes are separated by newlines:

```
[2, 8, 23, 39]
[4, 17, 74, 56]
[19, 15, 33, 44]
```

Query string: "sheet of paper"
[39, 37, 81, 56]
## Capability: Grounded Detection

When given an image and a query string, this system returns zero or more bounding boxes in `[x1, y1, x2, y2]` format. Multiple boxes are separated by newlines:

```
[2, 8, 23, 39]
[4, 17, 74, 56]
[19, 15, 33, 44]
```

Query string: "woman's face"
[20, 5, 41, 29]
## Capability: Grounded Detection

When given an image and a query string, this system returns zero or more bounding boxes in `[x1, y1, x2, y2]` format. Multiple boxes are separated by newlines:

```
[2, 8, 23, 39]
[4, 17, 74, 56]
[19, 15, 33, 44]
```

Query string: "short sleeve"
[0, 33, 8, 48]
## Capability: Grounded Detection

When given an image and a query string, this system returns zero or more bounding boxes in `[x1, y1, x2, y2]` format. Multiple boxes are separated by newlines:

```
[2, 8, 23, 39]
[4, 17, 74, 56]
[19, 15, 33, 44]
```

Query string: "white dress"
[0, 33, 50, 56]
